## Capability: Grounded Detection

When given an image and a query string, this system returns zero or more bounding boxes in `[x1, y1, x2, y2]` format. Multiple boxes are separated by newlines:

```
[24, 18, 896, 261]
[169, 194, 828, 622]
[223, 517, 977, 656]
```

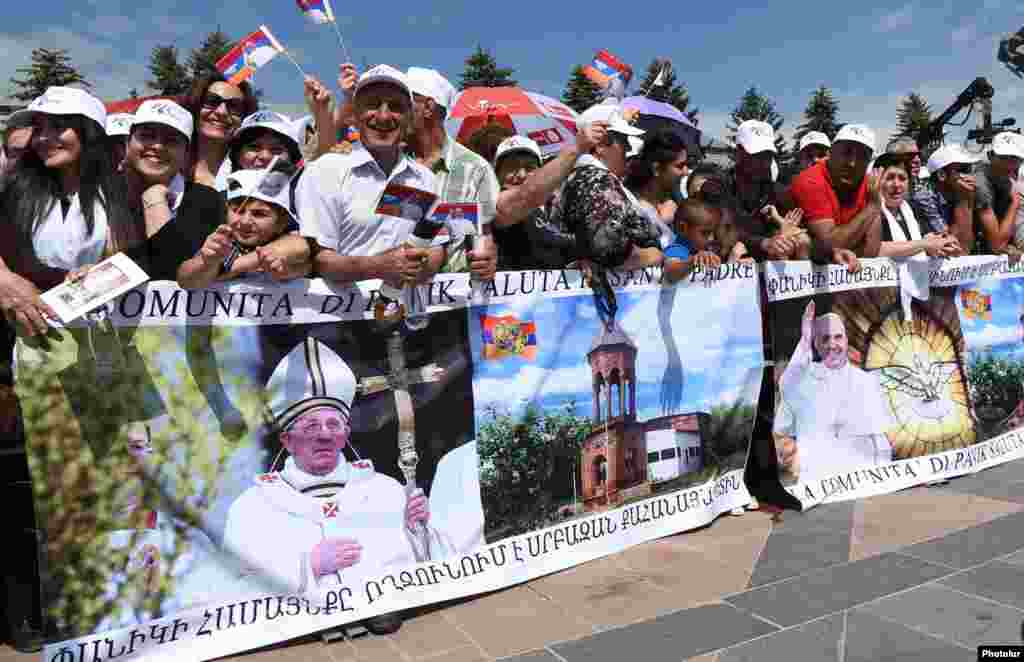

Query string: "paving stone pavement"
[4, 458, 1024, 662]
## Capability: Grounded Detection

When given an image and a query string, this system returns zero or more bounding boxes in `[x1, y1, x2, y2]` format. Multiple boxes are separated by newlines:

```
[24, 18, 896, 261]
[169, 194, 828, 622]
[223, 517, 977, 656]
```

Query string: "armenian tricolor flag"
[960, 288, 993, 321]
[583, 50, 633, 89]
[296, 0, 332, 24]
[481, 314, 538, 361]
[216, 27, 283, 85]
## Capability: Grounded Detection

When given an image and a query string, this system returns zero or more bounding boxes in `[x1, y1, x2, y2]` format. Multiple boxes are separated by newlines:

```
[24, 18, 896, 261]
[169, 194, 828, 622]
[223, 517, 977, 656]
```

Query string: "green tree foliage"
[793, 85, 840, 146]
[727, 85, 787, 154]
[636, 58, 699, 124]
[896, 91, 932, 139]
[966, 353, 1024, 430]
[146, 45, 191, 96]
[477, 401, 595, 539]
[561, 65, 604, 114]
[9, 48, 90, 102]
[187, 29, 234, 83]
[458, 45, 517, 90]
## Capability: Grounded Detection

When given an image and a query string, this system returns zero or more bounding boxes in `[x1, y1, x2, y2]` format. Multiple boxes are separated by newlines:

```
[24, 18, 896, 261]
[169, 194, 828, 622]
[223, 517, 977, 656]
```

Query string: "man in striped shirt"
[405, 67, 499, 278]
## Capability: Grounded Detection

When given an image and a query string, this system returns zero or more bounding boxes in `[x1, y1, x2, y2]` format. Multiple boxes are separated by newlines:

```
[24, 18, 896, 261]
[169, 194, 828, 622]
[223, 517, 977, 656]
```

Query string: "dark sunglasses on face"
[202, 93, 247, 117]
[949, 163, 974, 175]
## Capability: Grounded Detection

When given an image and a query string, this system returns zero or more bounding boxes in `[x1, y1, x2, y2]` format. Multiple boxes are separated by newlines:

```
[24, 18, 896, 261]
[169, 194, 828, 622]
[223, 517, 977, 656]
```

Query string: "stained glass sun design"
[861, 309, 976, 458]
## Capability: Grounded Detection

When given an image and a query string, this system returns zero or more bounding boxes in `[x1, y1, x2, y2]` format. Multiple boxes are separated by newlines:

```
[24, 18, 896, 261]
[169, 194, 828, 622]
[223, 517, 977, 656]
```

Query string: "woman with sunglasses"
[0, 87, 137, 337]
[490, 125, 605, 270]
[185, 75, 258, 190]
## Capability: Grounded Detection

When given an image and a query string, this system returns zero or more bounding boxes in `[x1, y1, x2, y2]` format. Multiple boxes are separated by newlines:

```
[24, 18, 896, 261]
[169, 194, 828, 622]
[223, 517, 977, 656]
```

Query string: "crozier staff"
[222, 337, 447, 633]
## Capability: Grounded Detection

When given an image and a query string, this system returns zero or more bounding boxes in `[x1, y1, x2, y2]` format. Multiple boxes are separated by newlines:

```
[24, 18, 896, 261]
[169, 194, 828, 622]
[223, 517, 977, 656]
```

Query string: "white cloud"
[875, 5, 915, 33]
[965, 323, 1021, 349]
[474, 362, 594, 408]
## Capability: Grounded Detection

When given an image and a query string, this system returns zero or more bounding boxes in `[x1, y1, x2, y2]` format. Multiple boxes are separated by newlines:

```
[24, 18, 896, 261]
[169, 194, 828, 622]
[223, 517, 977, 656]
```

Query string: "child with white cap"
[177, 162, 311, 289]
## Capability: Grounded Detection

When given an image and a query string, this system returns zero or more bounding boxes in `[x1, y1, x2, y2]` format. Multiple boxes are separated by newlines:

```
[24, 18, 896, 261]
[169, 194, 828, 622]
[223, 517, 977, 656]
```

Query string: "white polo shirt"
[295, 146, 436, 257]
[32, 193, 109, 271]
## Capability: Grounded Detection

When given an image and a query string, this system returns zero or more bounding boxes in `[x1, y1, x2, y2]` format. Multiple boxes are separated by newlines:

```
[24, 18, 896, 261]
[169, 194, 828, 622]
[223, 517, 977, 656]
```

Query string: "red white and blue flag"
[296, 0, 333, 24]
[583, 50, 633, 88]
[216, 26, 284, 85]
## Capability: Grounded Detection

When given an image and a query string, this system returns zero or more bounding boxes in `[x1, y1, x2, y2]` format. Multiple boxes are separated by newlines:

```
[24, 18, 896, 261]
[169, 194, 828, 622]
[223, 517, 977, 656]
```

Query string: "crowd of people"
[3, 64, 1023, 335]
[1, 62, 1023, 637]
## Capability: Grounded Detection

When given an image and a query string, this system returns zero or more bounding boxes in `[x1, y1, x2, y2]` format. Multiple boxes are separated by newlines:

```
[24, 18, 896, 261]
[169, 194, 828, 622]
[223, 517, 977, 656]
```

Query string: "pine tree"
[727, 86, 787, 153]
[635, 58, 699, 125]
[792, 85, 840, 147]
[896, 92, 932, 139]
[187, 29, 234, 82]
[561, 65, 604, 113]
[147, 45, 190, 96]
[9, 48, 91, 102]
[458, 45, 517, 90]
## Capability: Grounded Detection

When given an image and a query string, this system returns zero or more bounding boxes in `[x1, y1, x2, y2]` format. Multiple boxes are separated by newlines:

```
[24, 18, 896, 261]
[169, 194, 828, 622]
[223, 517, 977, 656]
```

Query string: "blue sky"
[2, 1, 1022, 147]
[959, 278, 1024, 361]
[469, 282, 764, 429]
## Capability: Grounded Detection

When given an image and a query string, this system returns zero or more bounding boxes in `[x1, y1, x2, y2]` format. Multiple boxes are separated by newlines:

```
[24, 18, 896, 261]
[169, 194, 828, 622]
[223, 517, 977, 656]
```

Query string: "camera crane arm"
[917, 77, 994, 152]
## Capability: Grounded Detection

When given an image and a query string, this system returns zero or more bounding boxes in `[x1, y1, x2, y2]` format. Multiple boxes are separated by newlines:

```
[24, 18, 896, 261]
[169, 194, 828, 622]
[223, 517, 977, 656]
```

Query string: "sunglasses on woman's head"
[202, 93, 246, 117]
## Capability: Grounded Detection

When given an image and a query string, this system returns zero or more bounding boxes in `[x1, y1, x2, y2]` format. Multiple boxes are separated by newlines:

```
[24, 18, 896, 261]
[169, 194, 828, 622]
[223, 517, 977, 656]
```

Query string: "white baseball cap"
[355, 65, 413, 104]
[626, 135, 644, 159]
[133, 99, 193, 141]
[494, 135, 543, 165]
[579, 100, 645, 137]
[406, 67, 456, 111]
[234, 110, 300, 155]
[799, 131, 831, 151]
[833, 123, 876, 153]
[736, 120, 777, 155]
[990, 132, 1024, 160]
[927, 144, 980, 173]
[226, 167, 298, 224]
[27, 87, 106, 131]
[105, 113, 134, 138]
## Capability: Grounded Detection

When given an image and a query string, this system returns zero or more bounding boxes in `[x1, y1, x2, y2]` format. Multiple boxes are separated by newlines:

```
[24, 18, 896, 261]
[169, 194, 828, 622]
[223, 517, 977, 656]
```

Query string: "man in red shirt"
[789, 123, 882, 257]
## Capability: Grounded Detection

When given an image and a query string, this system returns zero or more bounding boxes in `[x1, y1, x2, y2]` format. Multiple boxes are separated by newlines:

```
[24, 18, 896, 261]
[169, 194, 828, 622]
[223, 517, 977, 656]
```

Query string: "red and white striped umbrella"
[446, 87, 580, 158]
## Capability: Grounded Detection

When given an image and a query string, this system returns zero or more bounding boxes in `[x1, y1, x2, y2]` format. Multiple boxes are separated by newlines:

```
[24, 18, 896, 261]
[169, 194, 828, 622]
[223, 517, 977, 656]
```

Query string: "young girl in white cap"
[0, 87, 137, 337]
[177, 164, 312, 289]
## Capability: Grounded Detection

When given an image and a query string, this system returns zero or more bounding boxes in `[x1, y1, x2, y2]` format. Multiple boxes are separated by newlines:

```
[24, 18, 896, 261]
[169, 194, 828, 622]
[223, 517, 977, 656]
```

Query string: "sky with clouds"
[959, 277, 1024, 361]
[469, 280, 763, 429]
[2, 1, 1022, 148]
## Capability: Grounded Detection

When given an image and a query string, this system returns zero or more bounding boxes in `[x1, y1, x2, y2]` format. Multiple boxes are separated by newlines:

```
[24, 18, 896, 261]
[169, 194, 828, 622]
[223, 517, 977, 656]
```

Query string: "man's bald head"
[813, 313, 848, 369]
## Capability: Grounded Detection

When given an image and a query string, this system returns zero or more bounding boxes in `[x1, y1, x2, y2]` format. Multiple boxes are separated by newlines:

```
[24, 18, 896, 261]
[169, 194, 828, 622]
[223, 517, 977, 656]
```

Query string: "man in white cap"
[295, 65, 443, 290]
[797, 131, 831, 173]
[223, 337, 444, 633]
[775, 301, 894, 483]
[975, 132, 1024, 253]
[912, 143, 980, 252]
[404, 66, 498, 281]
[723, 120, 856, 267]
[789, 123, 882, 256]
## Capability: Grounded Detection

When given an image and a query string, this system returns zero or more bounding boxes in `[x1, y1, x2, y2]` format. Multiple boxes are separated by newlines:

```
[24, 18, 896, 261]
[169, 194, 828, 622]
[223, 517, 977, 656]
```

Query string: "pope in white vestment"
[775, 304, 895, 483]
[222, 337, 432, 597]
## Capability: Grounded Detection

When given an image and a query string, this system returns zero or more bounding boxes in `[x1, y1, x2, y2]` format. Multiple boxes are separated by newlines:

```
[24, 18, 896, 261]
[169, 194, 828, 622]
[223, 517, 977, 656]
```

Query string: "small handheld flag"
[296, 0, 331, 24]
[259, 25, 308, 79]
[583, 50, 633, 90]
[216, 28, 283, 84]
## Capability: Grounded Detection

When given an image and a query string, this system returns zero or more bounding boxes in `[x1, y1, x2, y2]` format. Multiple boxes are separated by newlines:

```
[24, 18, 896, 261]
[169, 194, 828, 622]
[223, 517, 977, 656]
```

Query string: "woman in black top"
[875, 155, 961, 259]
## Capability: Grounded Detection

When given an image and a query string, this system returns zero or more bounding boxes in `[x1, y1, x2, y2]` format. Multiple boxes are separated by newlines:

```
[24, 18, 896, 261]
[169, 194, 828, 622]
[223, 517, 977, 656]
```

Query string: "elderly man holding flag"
[295, 65, 443, 289]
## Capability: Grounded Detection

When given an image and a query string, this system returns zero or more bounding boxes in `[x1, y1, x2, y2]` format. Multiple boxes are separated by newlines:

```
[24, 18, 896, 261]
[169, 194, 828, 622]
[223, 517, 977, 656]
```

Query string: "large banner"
[766, 257, 1024, 509]
[21, 266, 763, 662]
